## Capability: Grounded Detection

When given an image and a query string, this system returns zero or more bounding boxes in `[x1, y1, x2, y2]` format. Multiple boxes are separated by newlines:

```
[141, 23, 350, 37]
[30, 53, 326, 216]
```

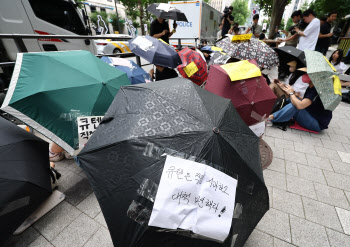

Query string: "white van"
[167, 0, 221, 47]
[0, 0, 97, 62]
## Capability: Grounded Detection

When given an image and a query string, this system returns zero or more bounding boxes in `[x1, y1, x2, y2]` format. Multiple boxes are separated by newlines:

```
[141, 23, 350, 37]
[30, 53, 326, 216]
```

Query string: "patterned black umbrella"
[216, 38, 279, 69]
[77, 78, 269, 247]
[147, 3, 188, 22]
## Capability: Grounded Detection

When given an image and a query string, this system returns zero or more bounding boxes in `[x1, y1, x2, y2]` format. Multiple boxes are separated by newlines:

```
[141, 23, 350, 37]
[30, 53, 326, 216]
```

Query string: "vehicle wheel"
[113, 48, 122, 54]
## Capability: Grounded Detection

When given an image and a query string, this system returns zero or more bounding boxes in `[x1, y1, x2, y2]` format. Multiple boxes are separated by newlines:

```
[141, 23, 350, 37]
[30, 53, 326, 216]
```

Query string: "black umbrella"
[129, 35, 182, 68]
[0, 117, 51, 245]
[77, 78, 269, 247]
[147, 3, 188, 22]
[275, 46, 306, 74]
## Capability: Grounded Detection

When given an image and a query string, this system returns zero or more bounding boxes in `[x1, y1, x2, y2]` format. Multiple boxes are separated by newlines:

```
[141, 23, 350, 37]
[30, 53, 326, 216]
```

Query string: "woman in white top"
[329, 49, 347, 74]
[270, 61, 308, 98]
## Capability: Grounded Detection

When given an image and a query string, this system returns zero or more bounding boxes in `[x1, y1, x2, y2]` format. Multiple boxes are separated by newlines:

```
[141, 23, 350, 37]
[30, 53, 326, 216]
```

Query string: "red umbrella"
[177, 47, 207, 86]
[205, 59, 277, 126]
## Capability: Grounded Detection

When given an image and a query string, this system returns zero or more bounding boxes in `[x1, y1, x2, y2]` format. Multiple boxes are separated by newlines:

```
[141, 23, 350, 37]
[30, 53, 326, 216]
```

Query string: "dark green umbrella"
[0, 50, 130, 154]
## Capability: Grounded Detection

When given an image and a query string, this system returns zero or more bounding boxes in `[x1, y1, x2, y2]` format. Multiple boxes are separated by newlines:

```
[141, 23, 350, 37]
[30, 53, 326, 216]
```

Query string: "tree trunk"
[268, 0, 289, 39]
[139, 0, 145, 35]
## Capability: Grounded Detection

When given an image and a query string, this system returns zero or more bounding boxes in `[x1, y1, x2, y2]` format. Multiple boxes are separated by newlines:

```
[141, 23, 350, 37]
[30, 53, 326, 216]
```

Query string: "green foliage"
[285, 17, 294, 31]
[300, 1, 309, 12]
[89, 11, 109, 27]
[110, 13, 124, 31]
[75, 0, 84, 9]
[254, 0, 291, 16]
[309, 0, 350, 18]
[231, 0, 250, 25]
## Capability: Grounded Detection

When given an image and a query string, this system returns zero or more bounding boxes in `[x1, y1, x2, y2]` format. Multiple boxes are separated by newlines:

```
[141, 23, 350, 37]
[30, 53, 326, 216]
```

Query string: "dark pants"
[315, 45, 328, 55]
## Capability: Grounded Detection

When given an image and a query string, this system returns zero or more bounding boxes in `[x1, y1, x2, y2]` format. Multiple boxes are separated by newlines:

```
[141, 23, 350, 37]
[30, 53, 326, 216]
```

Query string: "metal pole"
[136, 55, 141, 67]
[178, 38, 182, 50]
[114, 0, 121, 33]
[13, 37, 27, 52]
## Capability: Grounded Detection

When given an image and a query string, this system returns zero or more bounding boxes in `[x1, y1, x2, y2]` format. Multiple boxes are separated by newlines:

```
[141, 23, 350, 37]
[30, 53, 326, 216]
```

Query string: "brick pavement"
[4, 48, 350, 247]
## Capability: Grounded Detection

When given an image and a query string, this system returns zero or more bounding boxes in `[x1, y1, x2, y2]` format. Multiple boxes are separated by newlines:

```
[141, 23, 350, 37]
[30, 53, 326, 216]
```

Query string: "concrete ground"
[4, 47, 350, 247]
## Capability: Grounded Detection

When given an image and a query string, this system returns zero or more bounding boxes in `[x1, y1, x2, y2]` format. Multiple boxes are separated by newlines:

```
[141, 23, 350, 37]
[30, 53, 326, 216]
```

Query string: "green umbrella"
[1, 50, 130, 154]
[304, 50, 341, 111]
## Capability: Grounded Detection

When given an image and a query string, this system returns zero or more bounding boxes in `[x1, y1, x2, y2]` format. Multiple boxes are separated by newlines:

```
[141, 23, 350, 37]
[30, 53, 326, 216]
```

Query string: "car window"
[29, 0, 87, 35]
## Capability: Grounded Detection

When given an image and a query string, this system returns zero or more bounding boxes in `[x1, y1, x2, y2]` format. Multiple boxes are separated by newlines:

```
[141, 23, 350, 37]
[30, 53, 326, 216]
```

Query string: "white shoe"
[266, 119, 273, 127]
[64, 151, 74, 160]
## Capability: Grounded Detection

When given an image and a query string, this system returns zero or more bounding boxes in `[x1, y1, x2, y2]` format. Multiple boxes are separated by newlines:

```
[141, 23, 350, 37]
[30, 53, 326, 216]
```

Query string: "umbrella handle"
[100, 116, 114, 124]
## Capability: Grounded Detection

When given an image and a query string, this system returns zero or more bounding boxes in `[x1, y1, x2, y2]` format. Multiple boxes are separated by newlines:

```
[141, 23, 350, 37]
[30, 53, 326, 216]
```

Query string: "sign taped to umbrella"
[148, 155, 237, 242]
[220, 60, 261, 81]
[183, 62, 198, 77]
[77, 116, 103, 149]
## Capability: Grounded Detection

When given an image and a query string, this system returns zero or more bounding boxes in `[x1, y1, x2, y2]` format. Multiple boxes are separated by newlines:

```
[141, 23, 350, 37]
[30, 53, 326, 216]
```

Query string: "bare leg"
[51, 143, 64, 153]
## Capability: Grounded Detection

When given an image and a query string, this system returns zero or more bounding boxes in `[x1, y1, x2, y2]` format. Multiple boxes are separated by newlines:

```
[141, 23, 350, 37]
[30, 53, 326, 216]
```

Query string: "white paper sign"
[249, 121, 266, 137]
[77, 116, 103, 148]
[149, 155, 237, 242]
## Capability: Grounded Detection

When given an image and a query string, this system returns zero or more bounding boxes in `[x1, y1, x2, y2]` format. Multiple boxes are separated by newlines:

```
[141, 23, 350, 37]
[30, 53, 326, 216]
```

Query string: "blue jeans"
[272, 103, 321, 132]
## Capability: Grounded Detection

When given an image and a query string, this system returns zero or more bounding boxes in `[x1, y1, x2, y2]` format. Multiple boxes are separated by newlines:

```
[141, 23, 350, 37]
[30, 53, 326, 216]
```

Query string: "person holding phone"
[150, 18, 177, 44]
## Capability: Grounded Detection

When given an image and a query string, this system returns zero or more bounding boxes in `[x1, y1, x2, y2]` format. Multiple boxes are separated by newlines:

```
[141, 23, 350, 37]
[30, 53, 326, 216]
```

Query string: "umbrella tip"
[102, 82, 106, 85]
[213, 127, 219, 134]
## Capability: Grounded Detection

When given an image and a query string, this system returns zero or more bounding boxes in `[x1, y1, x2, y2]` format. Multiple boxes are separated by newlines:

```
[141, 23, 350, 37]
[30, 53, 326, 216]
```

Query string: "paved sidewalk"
[5, 101, 350, 247]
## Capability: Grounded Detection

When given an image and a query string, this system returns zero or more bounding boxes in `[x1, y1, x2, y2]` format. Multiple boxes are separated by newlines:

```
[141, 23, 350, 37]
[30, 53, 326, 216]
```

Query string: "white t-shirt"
[331, 61, 347, 74]
[291, 76, 309, 98]
[298, 18, 320, 51]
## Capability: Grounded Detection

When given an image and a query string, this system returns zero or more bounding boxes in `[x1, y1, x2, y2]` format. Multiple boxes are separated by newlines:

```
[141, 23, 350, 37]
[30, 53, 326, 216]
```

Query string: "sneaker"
[266, 119, 273, 127]
[64, 151, 74, 160]
[49, 150, 65, 162]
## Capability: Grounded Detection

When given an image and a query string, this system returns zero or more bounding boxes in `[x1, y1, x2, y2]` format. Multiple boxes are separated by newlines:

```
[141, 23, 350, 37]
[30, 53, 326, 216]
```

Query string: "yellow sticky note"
[231, 33, 252, 42]
[332, 75, 342, 96]
[183, 62, 198, 77]
[220, 60, 261, 81]
[211, 46, 223, 52]
[158, 38, 169, 45]
[323, 56, 336, 72]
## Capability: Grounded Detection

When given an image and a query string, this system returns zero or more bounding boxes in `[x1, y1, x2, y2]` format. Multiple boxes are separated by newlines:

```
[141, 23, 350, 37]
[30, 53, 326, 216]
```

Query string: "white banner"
[77, 116, 103, 149]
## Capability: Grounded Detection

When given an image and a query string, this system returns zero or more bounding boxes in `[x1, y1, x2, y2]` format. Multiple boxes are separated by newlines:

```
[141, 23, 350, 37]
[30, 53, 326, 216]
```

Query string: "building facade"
[83, 0, 127, 34]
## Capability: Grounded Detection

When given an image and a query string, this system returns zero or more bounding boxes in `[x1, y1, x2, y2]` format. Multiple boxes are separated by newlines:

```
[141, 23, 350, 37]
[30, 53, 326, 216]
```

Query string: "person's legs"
[49, 143, 65, 162]
[271, 103, 299, 123]
[293, 109, 321, 132]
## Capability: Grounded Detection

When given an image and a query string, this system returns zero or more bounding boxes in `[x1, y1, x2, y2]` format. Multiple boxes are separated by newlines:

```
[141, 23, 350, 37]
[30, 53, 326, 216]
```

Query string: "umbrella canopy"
[177, 47, 208, 85]
[146, 3, 188, 22]
[129, 36, 182, 68]
[101, 56, 151, 84]
[304, 50, 341, 111]
[1, 51, 131, 154]
[275, 46, 306, 74]
[208, 52, 232, 66]
[0, 117, 51, 245]
[216, 38, 279, 69]
[205, 60, 277, 126]
[77, 78, 268, 247]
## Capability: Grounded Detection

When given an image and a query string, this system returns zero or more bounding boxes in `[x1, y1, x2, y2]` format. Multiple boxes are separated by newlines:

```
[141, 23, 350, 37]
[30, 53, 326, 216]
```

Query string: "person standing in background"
[295, 9, 320, 51]
[246, 14, 262, 38]
[315, 11, 338, 55]
[279, 11, 302, 47]
[217, 23, 223, 40]
[150, 18, 177, 44]
[221, 6, 234, 37]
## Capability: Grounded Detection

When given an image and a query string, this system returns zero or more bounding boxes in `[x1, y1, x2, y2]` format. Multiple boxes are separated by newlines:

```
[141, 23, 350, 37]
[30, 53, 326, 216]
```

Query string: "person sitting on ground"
[269, 61, 307, 98]
[149, 65, 178, 81]
[267, 72, 332, 132]
[49, 143, 66, 162]
[329, 49, 347, 74]
[259, 29, 267, 40]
